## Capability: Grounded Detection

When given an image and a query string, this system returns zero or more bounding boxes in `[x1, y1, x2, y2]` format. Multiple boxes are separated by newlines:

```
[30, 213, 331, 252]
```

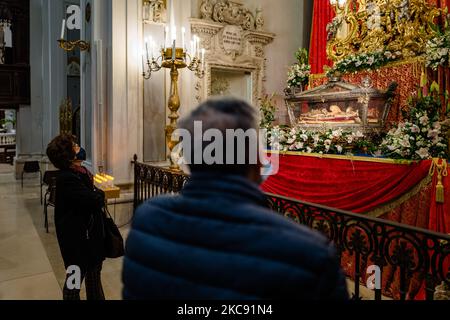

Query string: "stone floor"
[0, 163, 14, 175]
[0, 171, 129, 300]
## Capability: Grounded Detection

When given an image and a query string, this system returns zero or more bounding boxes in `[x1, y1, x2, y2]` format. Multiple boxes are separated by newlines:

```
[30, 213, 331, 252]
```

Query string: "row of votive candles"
[94, 173, 115, 188]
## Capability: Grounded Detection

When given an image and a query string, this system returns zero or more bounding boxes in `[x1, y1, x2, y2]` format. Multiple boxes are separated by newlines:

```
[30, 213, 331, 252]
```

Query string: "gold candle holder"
[162, 48, 187, 171]
[142, 43, 205, 171]
[58, 39, 91, 52]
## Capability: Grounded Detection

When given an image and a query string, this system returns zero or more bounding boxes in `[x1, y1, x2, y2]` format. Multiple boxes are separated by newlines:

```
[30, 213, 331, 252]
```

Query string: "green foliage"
[259, 94, 277, 129]
[0, 118, 16, 127]
[295, 48, 309, 66]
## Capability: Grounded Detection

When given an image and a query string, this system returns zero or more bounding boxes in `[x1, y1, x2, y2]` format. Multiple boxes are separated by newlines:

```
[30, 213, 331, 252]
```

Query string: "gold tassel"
[436, 183, 445, 203]
[430, 159, 448, 204]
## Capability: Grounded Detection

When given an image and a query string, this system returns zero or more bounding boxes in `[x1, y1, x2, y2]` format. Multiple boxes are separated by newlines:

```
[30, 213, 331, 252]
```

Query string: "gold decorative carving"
[58, 39, 90, 52]
[327, 0, 443, 62]
[59, 99, 73, 135]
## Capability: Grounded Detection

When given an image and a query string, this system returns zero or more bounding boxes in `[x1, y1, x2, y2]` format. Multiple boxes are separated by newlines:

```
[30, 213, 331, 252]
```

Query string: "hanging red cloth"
[428, 0, 450, 9]
[309, 0, 335, 74]
[262, 154, 449, 229]
[262, 154, 434, 213]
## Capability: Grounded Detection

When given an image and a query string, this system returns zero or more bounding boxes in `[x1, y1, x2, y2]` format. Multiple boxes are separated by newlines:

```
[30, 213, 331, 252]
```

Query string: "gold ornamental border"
[266, 150, 416, 165]
[365, 175, 432, 218]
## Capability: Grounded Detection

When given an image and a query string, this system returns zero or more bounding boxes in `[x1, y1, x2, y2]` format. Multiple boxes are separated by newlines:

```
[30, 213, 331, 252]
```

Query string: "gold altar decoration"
[327, 0, 443, 62]
[59, 99, 73, 135]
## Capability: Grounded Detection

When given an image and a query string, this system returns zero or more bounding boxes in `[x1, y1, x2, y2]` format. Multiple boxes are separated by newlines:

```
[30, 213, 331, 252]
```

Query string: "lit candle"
[145, 37, 149, 61]
[172, 25, 177, 44]
[190, 40, 195, 56]
[181, 27, 186, 50]
[60, 19, 66, 39]
[193, 36, 198, 57]
[165, 26, 169, 48]
[201, 48, 205, 68]
[142, 50, 145, 71]
[151, 40, 155, 59]
[197, 37, 201, 58]
[172, 40, 176, 61]
[169, 0, 175, 31]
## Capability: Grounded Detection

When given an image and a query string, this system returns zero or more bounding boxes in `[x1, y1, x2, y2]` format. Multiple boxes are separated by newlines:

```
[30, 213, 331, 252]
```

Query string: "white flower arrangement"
[327, 50, 401, 76]
[287, 64, 311, 89]
[286, 48, 311, 89]
[425, 29, 450, 70]
[380, 93, 449, 160]
[267, 126, 374, 155]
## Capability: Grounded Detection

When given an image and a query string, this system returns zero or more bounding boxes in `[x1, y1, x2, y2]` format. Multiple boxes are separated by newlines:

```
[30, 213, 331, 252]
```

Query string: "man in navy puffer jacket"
[122, 98, 348, 300]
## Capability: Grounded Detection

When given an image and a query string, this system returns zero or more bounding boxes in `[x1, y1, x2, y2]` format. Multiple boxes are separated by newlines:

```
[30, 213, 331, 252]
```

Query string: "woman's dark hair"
[46, 134, 76, 169]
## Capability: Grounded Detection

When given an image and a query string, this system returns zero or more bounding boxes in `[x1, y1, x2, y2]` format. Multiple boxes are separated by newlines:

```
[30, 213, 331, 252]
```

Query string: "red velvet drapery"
[262, 153, 449, 300]
[309, 0, 335, 74]
[429, 0, 450, 9]
[262, 154, 449, 234]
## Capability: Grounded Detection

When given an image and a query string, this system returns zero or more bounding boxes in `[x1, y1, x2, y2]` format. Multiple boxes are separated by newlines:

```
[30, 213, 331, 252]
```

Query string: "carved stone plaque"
[222, 25, 242, 54]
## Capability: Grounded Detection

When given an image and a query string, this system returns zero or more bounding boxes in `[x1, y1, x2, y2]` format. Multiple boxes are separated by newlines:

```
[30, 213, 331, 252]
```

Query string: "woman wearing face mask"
[46, 134, 106, 300]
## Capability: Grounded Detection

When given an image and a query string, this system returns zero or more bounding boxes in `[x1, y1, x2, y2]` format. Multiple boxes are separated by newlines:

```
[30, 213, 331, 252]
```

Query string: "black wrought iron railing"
[132, 156, 450, 300]
[133, 155, 189, 210]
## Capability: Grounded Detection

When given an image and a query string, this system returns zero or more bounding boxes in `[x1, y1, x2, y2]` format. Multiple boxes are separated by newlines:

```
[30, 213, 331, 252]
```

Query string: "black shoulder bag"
[103, 207, 125, 259]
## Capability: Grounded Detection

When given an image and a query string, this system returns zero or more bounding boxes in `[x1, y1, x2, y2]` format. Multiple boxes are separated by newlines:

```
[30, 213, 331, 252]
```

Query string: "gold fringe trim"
[365, 175, 433, 218]
[266, 150, 416, 165]
[310, 57, 426, 81]
[429, 158, 448, 204]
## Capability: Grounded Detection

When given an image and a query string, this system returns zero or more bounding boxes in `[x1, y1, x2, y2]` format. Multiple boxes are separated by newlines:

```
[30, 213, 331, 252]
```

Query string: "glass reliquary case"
[286, 76, 395, 131]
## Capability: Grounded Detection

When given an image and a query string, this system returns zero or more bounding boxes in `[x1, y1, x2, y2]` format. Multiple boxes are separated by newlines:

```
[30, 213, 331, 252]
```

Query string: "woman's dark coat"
[55, 169, 106, 271]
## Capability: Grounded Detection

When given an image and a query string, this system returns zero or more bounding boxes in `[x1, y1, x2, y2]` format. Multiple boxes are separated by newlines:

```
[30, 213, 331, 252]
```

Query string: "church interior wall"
[18, 0, 313, 184]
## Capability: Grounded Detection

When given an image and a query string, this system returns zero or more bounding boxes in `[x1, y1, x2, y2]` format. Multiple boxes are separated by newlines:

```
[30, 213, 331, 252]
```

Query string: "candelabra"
[142, 35, 205, 171]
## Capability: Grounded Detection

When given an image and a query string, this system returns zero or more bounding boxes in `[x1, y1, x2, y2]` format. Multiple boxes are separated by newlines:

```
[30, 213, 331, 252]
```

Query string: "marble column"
[15, 0, 65, 178]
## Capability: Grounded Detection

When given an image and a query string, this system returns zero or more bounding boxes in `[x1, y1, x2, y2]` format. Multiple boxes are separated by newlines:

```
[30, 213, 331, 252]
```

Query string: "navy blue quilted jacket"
[122, 173, 348, 300]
